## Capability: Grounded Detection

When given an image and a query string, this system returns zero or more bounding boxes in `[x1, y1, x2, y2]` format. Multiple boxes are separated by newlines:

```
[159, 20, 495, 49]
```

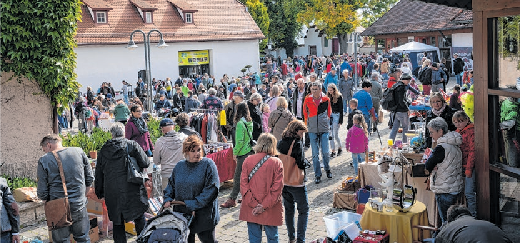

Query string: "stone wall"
[1, 72, 53, 179]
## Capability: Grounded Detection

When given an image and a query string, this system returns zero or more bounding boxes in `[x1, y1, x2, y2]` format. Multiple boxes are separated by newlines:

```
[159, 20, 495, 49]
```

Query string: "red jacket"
[294, 73, 303, 81]
[239, 153, 284, 226]
[457, 123, 475, 177]
[303, 94, 332, 133]
[387, 77, 397, 89]
[281, 63, 288, 75]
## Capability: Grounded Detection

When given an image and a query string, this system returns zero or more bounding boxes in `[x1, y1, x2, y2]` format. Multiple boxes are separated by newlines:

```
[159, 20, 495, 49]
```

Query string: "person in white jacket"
[153, 118, 187, 190]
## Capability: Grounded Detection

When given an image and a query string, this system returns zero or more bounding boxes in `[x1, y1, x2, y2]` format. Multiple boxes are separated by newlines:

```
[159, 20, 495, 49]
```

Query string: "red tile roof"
[167, 0, 196, 11]
[361, 0, 472, 37]
[76, 0, 265, 45]
[83, 0, 113, 9]
[130, 0, 158, 11]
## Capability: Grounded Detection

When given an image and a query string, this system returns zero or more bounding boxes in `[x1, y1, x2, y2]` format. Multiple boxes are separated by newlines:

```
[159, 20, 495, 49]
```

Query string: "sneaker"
[326, 170, 333, 179]
[330, 152, 336, 158]
[337, 149, 343, 156]
[220, 198, 236, 208]
[315, 177, 321, 184]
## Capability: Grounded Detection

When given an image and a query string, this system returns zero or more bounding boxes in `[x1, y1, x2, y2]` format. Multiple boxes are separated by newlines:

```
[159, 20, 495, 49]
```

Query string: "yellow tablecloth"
[360, 201, 430, 243]
[358, 162, 437, 226]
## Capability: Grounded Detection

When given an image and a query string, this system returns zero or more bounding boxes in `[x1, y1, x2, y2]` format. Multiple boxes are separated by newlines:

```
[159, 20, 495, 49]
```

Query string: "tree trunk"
[338, 33, 349, 55]
[52, 105, 59, 134]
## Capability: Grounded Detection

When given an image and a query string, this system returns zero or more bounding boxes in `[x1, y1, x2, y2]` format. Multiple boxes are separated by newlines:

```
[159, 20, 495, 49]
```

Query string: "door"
[332, 38, 339, 54]
[309, 45, 317, 56]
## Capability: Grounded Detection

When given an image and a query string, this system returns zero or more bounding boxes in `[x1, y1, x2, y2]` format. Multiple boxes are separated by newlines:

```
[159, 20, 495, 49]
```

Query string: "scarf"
[432, 103, 446, 117]
[131, 116, 148, 134]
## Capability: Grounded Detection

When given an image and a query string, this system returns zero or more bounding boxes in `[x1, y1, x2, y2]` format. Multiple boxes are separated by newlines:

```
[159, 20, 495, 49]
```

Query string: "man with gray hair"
[38, 134, 94, 242]
[96, 123, 149, 242]
[153, 118, 187, 190]
[338, 69, 354, 113]
[202, 88, 223, 110]
[248, 93, 263, 140]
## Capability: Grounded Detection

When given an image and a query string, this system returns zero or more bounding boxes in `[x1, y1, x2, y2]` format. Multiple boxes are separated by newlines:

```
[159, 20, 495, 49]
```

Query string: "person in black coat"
[95, 122, 149, 243]
[247, 93, 263, 141]
[292, 79, 310, 147]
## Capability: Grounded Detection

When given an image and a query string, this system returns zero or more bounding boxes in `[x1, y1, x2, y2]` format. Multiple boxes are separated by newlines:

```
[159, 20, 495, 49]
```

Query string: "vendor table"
[358, 162, 436, 226]
[360, 202, 430, 243]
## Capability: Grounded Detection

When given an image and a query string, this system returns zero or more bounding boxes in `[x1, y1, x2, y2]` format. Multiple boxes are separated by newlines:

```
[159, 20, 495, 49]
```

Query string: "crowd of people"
[20, 50, 504, 243]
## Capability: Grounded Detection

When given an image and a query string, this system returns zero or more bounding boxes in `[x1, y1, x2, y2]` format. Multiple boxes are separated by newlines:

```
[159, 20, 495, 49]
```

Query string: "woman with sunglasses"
[424, 93, 457, 148]
[125, 105, 154, 156]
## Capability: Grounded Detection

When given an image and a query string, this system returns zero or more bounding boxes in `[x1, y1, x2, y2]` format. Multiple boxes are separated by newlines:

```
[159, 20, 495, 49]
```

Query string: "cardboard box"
[49, 216, 99, 242]
[87, 200, 103, 215]
[125, 221, 137, 236]
[13, 187, 38, 202]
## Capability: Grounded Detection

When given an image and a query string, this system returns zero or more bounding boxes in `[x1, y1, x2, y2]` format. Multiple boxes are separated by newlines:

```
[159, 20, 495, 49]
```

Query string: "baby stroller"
[137, 201, 193, 243]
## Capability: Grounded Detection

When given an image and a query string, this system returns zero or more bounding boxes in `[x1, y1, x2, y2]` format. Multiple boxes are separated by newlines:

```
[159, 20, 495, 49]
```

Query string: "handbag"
[279, 140, 305, 186]
[126, 142, 146, 184]
[45, 151, 73, 230]
[248, 155, 271, 182]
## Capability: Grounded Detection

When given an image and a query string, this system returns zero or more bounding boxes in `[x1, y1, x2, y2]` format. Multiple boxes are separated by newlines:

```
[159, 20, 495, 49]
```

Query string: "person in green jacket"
[113, 99, 131, 125]
[221, 102, 254, 208]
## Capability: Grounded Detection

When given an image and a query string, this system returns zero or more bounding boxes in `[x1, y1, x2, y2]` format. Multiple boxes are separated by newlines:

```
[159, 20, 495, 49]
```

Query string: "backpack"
[380, 84, 402, 112]
[84, 107, 93, 119]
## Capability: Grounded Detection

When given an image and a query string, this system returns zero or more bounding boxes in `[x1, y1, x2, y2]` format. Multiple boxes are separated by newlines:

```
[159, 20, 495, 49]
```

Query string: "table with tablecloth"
[358, 162, 437, 226]
[206, 148, 236, 183]
[360, 201, 431, 243]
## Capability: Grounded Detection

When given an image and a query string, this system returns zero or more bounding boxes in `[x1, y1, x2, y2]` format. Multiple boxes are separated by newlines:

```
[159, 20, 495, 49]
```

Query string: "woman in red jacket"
[239, 133, 284, 243]
[453, 111, 476, 217]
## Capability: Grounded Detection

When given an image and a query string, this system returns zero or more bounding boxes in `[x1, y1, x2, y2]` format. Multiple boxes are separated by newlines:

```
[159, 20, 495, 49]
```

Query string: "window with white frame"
[185, 13, 193, 23]
[146, 12, 152, 23]
[96, 12, 106, 23]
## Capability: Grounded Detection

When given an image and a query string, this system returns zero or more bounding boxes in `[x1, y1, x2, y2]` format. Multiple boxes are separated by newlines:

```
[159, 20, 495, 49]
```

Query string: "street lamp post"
[348, 32, 363, 88]
[127, 29, 168, 112]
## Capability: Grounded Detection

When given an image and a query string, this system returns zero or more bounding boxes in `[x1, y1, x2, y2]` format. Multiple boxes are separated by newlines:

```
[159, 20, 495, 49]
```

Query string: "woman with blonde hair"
[420, 59, 433, 95]
[327, 83, 344, 157]
[268, 97, 295, 141]
[277, 120, 309, 243]
[266, 85, 281, 112]
[239, 133, 284, 243]
[425, 92, 456, 148]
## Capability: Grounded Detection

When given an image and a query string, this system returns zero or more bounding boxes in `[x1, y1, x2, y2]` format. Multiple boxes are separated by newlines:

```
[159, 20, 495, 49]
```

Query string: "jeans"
[330, 113, 342, 152]
[431, 83, 442, 93]
[343, 98, 349, 113]
[283, 186, 309, 243]
[231, 151, 254, 200]
[247, 222, 278, 243]
[52, 207, 90, 243]
[363, 114, 371, 136]
[113, 214, 146, 243]
[456, 73, 462, 86]
[351, 153, 364, 175]
[435, 193, 458, 225]
[389, 112, 410, 143]
[187, 227, 216, 243]
[1, 231, 12, 243]
[123, 94, 129, 104]
[308, 132, 331, 178]
[465, 169, 477, 217]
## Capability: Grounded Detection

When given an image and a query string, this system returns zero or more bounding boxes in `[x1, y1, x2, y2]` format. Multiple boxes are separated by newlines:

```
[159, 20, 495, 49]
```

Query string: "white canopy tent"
[390, 42, 441, 69]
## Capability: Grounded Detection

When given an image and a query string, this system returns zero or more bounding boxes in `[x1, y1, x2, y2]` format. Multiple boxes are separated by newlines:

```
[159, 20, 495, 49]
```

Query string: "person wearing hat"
[153, 118, 188, 190]
[389, 73, 412, 143]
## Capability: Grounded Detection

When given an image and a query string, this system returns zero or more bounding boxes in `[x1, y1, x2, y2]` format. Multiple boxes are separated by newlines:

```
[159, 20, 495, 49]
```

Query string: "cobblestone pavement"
[21, 104, 396, 242]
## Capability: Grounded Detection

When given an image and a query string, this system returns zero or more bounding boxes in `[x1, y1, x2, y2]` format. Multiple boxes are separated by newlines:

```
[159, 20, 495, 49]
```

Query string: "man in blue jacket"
[323, 69, 339, 92]
[352, 81, 374, 131]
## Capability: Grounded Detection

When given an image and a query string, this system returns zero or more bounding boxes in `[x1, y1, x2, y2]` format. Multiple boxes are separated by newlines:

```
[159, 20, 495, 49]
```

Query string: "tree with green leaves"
[265, 0, 303, 57]
[244, 0, 270, 50]
[1, 0, 82, 133]
[360, 0, 398, 28]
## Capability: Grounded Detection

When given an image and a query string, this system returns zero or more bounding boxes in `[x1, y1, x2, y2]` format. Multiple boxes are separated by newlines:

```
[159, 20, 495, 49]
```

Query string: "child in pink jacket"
[345, 114, 369, 175]
[261, 103, 271, 133]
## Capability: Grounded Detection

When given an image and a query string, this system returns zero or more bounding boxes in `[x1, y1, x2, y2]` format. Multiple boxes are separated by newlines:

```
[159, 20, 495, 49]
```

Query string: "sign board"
[178, 50, 209, 66]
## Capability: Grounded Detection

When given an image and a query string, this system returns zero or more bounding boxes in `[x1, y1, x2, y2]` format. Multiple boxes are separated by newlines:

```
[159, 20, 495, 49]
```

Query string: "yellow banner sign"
[178, 50, 209, 66]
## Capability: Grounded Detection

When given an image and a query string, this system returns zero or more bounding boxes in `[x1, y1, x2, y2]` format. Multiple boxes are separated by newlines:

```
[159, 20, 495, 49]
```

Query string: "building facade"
[75, 0, 264, 92]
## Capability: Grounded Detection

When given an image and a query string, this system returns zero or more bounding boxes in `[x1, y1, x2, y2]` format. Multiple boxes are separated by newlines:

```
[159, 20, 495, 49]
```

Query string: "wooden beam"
[488, 88, 520, 98]
[473, 9, 492, 221]
[474, 0, 520, 12]
[490, 163, 520, 180]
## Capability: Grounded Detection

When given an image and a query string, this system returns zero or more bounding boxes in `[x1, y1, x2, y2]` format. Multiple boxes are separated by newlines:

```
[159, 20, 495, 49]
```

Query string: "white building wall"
[75, 40, 260, 92]
[452, 33, 473, 47]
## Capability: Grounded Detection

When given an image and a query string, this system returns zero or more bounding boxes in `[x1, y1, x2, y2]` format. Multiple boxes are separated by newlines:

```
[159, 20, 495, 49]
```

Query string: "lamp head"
[127, 40, 138, 49]
[157, 39, 168, 49]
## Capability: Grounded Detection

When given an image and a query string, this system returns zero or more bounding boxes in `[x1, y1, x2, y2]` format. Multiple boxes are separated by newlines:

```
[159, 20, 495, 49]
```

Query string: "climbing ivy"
[1, 0, 82, 107]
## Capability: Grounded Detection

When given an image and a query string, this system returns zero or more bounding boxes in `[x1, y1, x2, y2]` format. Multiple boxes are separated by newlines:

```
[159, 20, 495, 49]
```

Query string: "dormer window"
[96, 12, 107, 23]
[167, 0, 198, 24]
[186, 13, 193, 23]
[145, 12, 153, 23]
